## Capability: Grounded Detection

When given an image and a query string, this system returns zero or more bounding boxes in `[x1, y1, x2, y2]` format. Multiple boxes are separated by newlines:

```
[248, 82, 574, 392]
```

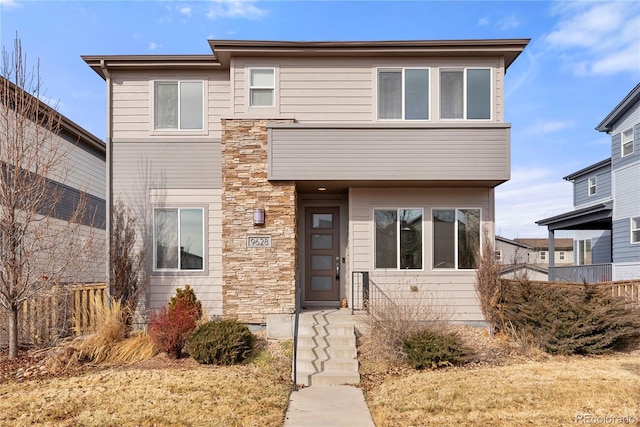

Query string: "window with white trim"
[377, 68, 429, 120]
[577, 239, 592, 265]
[540, 251, 547, 261]
[632, 217, 640, 244]
[440, 68, 491, 120]
[374, 209, 423, 269]
[559, 251, 565, 261]
[432, 208, 480, 269]
[249, 68, 275, 107]
[154, 81, 203, 130]
[154, 208, 205, 271]
[495, 250, 502, 262]
[588, 177, 597, 196]
[622, 128, 634, 157]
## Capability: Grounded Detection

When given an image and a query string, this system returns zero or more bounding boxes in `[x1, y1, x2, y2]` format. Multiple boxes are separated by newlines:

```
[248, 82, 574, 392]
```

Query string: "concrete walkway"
[284, 385, 376, 427]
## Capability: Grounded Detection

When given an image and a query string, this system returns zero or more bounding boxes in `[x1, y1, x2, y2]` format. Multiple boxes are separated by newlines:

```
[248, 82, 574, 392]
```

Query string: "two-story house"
[83, 39, 529, 325]
[537, 83, 640, 282]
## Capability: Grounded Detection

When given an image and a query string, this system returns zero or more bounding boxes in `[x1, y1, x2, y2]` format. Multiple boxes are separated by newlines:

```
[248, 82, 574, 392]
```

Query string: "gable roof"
[1, 76, 105, 155]
[514, 238, 574, 251]
[496, 235, 531, 249]
[596, 83, 640, 133]
[563, 158, 611, 181]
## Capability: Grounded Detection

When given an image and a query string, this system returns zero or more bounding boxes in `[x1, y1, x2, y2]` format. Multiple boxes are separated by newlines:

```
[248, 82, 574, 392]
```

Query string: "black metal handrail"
[351, 271, 370, 314]
[292, 277, 301, 391]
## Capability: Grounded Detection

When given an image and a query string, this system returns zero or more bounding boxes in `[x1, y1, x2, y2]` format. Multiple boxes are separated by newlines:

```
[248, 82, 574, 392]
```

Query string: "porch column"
[548, 229, 555, 268]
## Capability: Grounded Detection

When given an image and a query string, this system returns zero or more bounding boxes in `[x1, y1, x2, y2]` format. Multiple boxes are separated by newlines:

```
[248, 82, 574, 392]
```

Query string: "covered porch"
[537, 202, 613, 282]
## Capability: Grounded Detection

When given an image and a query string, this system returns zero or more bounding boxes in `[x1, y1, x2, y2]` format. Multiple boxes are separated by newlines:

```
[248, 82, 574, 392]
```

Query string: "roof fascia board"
[596, 83, 640, 133]
[208, 38, 530, 68]
[563, 158, 611, 181]
[82, 55, 221, 80]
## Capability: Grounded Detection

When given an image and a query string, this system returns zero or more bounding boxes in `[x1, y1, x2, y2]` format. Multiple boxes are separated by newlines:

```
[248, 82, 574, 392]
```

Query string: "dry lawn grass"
[360, 327, 640, 426]
[0, 338, 292, 427]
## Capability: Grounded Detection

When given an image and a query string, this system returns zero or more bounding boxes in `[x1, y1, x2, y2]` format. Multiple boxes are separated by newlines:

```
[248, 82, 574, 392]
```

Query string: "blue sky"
[1, 0, 639, 238]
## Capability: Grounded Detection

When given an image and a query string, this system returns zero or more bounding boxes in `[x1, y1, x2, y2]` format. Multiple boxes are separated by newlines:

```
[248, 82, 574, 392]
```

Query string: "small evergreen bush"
[187, 319, 254, 365]
[403, 329, 469, 370]
[169, 284, 202, 319]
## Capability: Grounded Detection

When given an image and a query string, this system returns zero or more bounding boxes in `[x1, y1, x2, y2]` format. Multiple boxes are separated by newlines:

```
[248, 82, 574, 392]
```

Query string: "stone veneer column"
[221, 119, 297, 324]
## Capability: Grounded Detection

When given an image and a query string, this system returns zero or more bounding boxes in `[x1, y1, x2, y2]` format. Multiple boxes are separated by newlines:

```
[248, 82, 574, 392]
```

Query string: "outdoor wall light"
[254, 208, 265, 226]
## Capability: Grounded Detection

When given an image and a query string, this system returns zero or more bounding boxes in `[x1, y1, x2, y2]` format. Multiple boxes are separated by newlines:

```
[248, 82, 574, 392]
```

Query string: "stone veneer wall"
[221, 119, 297, 323]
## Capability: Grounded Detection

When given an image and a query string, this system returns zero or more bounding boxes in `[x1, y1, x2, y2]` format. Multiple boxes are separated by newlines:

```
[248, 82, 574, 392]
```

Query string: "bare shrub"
[369, 287, 451, 363]
[474, 235, 502, 334]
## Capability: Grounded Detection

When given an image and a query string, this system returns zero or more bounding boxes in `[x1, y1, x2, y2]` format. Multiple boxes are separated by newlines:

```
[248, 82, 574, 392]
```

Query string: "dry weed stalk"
[474, 234, 502, 334]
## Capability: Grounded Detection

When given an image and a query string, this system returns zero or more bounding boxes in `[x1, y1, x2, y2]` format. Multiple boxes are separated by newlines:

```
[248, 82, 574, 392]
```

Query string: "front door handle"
[335, 256, 340, 280]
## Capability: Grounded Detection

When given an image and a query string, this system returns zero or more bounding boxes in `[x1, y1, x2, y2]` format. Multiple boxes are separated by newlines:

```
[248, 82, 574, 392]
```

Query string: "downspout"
[100, 60, 112, 301]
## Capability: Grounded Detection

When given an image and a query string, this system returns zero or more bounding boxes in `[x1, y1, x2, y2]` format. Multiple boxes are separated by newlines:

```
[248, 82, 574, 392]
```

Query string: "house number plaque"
[247, 235, 272, 248]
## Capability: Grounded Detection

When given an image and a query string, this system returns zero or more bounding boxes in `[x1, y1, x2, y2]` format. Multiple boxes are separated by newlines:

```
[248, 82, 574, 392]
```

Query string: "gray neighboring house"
[83, 38, 529, 325]
[537, 83, 640, 282]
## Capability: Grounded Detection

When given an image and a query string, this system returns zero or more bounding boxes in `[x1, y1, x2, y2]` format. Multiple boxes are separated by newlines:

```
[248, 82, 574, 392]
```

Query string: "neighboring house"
[83, 38, 529, 324]
[0, 76, 106, 284]
[537, 83, 640, 282]
[513, 238, 574, 268]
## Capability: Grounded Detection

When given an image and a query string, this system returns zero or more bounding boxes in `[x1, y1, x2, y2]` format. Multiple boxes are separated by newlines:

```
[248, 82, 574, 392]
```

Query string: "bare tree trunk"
[8, 304, 18, 358]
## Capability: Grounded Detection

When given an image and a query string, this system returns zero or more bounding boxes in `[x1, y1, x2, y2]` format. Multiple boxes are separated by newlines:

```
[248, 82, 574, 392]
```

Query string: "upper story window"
[440, 68, 491, 120]
[622, 128, 634, 157]
[559, 251, 565, 261]
[433, 208, 480, 269]
[632, 217, 640, 244]
[378, 69, 429, 120]
[154, 81, 203, 130]
[154, 208, 205, 272]
[588, 177, 597, 196]
[540, 251, 547, 261]
[249, 68, 275, 107]
[374, 208, 423, 269]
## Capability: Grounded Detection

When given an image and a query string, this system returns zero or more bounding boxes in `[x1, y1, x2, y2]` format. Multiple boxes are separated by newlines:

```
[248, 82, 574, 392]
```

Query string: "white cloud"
[544, 1, 640, 76]
[523, 119, 574, 136]
[495, 167, 573, 239]
[149, 42, 162, 50]
[478, 17, 489, 26]
[206, 0, 267, 20]
[0, 0, 19, 9]
[178, 5, 192, 16]
[498, 15, 521, 31]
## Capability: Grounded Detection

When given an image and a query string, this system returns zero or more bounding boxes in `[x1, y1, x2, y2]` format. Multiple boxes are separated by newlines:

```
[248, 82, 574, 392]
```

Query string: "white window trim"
[248, 67, 276, 108]
[577, 239, 592, 265]
[495, 250, 502, 262]
[153, 207, 206, 273]
[588, 176, 597, 196]
[621, 127, 634, 157]
[373, 207, 425, 271]
[151, 80, 206, 133]
[376, 68, 431, 121]
[439, 68, 493, 121]
[431, 207, 482, 271]
[540, 251, 547, 261]
[559, 251, 565, 260]
[631, 216, 640, 244]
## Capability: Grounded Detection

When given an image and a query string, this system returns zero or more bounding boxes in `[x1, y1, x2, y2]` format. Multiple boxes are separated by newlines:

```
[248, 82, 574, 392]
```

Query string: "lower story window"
[433, 208, 480, 269]
[374, 208, 423, 269]
[154, 208, 205, 271]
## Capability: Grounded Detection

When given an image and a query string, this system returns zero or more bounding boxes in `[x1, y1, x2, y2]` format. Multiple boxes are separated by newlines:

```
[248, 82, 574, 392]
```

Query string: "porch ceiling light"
[318, 187, 327, 191]
[254, 208, 265, 226]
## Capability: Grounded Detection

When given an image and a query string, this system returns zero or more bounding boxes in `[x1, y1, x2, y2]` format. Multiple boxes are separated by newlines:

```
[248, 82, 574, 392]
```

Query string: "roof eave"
[82, 55, 221, 80]
[208, 38, 530, 68]
[595, 83, 640, 133]
[563, 158, 611, 181]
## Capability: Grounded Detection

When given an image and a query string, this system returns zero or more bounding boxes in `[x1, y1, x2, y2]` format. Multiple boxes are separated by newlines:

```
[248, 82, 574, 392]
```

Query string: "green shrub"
[403, 329, 469, 369]
[499, 280, 640, 355]
[187, 319, 254, 365]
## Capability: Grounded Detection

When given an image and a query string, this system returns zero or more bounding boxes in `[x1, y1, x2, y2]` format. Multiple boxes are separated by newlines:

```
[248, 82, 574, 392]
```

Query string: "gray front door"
[305, 207, 340, 302]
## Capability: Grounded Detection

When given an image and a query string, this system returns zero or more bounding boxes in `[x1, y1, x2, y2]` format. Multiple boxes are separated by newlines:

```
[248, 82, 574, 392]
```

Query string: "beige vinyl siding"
[111, 141, 221, 203]
[348, 187, 494, 322]
[269, 124, 510, 181]
[62, 133, 106, 199]
[147, 189, 222, 318]
[111, 70, 230, 140]
[233, 57, 503, 123]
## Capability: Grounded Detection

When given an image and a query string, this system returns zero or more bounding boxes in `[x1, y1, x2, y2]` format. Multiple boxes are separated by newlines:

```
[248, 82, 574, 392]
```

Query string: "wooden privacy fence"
[0, 283, 107, 347]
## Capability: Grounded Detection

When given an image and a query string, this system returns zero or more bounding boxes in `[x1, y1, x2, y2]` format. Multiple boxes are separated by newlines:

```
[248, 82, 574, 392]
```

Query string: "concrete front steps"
[294, 310, 360, 387]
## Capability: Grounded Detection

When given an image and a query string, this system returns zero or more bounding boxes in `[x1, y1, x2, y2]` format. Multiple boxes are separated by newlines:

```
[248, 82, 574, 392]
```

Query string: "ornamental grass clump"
[187, 319, 254, 365]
